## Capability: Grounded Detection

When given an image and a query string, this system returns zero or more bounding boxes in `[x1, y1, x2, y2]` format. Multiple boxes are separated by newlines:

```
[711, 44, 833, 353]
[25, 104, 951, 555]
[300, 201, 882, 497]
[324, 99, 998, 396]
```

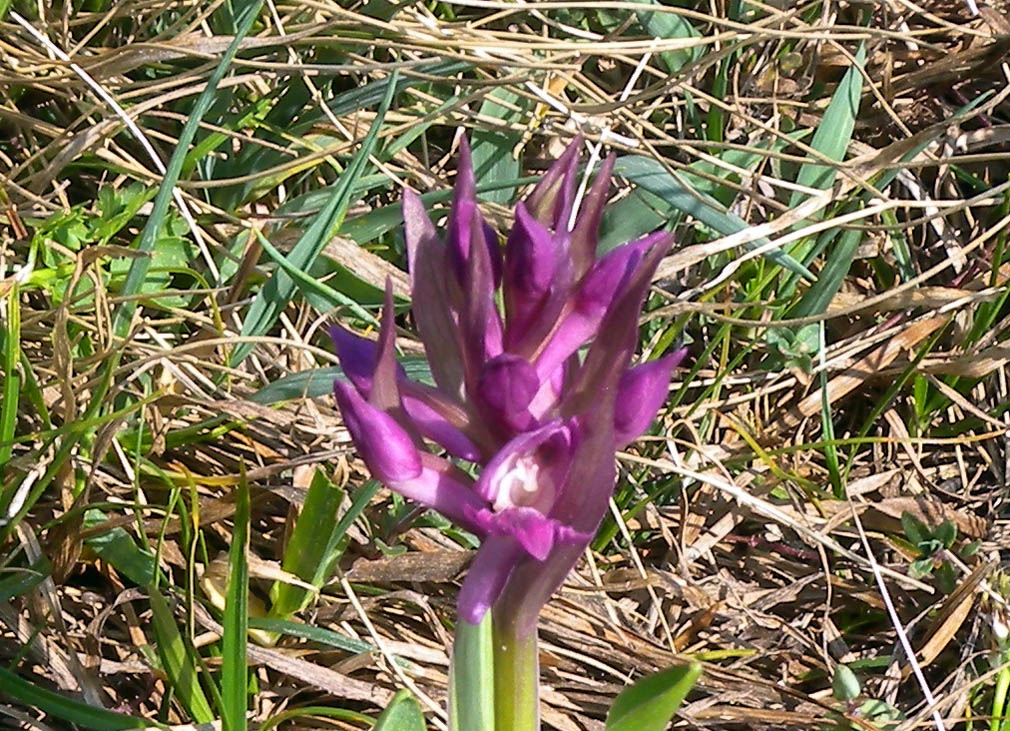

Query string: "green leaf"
[270, 469, 347, 617]
[148, 589, 215, 723]
[832, 664, 860, 701]
[449, 615, 494, 731]
[249, 359, 433, 405]
[613, 156, 814, 281]
[900, 511, 928, 549]
[471, 88, 525, 204]
[230, 69, 400, 366]
[83, 509, 159, 587]
[0, 666, 154, 730]
[606, 661, 701, 731]
[790, 44, 867, 207]
[374, 690, 426, 731]
[631, 0, 701, 74]
[221, 473, 251, 731]
[908, 558, 935, 580]
[934, 519, 957, 549]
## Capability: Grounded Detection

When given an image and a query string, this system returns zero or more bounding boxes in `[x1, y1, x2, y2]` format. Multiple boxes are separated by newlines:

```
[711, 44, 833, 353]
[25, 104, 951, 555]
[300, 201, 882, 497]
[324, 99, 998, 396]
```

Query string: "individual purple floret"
[331, 136, 686, 632]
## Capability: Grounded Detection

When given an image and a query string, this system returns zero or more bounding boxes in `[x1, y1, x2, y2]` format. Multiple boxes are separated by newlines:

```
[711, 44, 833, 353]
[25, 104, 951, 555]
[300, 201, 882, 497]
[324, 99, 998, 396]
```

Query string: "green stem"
[492, 611, 539, 731]
[992, 654, 1010, 731]
[450, 614, 495, 731]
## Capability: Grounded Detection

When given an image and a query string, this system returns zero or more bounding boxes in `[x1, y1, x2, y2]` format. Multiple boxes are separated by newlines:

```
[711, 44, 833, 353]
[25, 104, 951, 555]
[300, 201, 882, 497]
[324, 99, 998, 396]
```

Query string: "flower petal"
[613, 349, 687, 448]
[370, 281, 401, 412]
[568, 153, 615, 278]
[525, 136, 582, 232]
[470, 506, 558, 561]
[334, 381, 421, 483]
[457, 535, 524, 624]
[473, 420, 573, 510]
[403, 189, 467, 399]
[476, 354, 539, 434]
[531, 232, 666, 383]
[329, 324, 381, 396]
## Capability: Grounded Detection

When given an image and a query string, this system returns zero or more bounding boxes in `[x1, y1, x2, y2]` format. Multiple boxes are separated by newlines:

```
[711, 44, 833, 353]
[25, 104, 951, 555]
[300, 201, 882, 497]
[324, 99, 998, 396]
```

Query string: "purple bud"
[333, 381, 421, 483]
[613, 349, 687, 448]
[329, 324, 380, 396]
[525, 136, 582, 231]
[504, 203, 560, 348]
[569, 154, 615, 278]
[476, 354, 539, 434]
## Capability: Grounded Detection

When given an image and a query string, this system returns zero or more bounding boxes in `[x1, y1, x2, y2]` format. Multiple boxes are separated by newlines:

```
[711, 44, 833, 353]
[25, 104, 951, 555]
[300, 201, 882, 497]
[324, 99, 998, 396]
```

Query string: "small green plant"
[900, 511, 977, 594]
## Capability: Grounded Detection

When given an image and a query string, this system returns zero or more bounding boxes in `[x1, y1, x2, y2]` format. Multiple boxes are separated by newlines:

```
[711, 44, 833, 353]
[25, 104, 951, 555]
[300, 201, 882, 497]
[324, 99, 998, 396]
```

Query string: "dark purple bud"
[525, 136, 582, 231]
[477, 354, 540, 434]
[334, 381, 421, 483]
[613, 349, 687, 448]
[403, 189, 467, 399]
[503, 203, 560, 349]
[569, 154, 615, 278]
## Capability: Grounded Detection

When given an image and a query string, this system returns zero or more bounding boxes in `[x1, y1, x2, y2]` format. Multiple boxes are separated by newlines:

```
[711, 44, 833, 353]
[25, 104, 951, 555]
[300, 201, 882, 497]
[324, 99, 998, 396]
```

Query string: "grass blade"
[230, 69, 400, 366]
[221, 469, 251, 731]
[148, 588, 215, 724]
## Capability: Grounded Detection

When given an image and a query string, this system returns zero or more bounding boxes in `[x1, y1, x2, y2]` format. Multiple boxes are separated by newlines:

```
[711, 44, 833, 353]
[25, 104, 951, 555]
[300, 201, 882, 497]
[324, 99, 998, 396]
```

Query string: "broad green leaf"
[375, 690, 426, 731]
[148, 589, 215, 723]
[832, 664, 860, 701]
[0, 666, 153, 729]
[614, 156, 814, 281]
[449, 615, 493, 731]
[84, 509, 159, 587]
[631, 0, 701, 74]
[221, 474, 251, 731]
[606, 661, 701, 731]
[471, 88, 525, 204]
[270, 469, 346, 617]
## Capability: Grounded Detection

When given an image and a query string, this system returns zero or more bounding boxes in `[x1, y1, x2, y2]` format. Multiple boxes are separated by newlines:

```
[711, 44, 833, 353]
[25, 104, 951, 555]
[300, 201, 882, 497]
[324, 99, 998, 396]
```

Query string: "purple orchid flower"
[331, 136, 686, 634]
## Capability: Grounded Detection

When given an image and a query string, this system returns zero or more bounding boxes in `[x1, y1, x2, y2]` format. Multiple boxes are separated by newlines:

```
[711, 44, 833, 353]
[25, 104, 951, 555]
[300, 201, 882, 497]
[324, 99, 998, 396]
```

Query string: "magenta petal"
[476, 354, 539, 433]
[569, 154, 615, 278]
[473, 506, 557, 561]
[473, 420, 573, 509]
[504, 203, 560, 348]
[403, 189, 467, 398]
[334, 381, 421, 483]
[401, 393, 482, 462]
[329, 324, 379, 396]
[457, 536, 524, 624]
[532, 233, 664, 382]
[525, 136, 582, 231]
[613, 349, 686, 448]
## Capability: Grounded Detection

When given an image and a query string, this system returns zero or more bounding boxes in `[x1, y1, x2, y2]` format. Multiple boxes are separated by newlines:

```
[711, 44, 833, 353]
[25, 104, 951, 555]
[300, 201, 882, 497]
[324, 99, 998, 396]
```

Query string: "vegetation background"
[2, 0, 1010, 728]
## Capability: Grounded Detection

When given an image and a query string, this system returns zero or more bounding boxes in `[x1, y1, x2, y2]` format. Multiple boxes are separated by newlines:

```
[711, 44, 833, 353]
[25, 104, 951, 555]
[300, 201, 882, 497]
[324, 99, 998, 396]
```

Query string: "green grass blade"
[221, 470, 251, 731]
[230, 69, 400, 366]
[614, 155, 815, 280]
[148, 588, 215, 723]
[0, 282, 20, 469]
[0, 666, 155, 730]
[471, 87, 525, 204]
[113, 0, 265, 338]
[789, 44, 867, 207]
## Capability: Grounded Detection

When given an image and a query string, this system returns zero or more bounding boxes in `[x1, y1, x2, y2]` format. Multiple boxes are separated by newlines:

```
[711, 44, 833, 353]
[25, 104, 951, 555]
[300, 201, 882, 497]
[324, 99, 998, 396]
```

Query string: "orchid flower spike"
[332, 135, 686, 632]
